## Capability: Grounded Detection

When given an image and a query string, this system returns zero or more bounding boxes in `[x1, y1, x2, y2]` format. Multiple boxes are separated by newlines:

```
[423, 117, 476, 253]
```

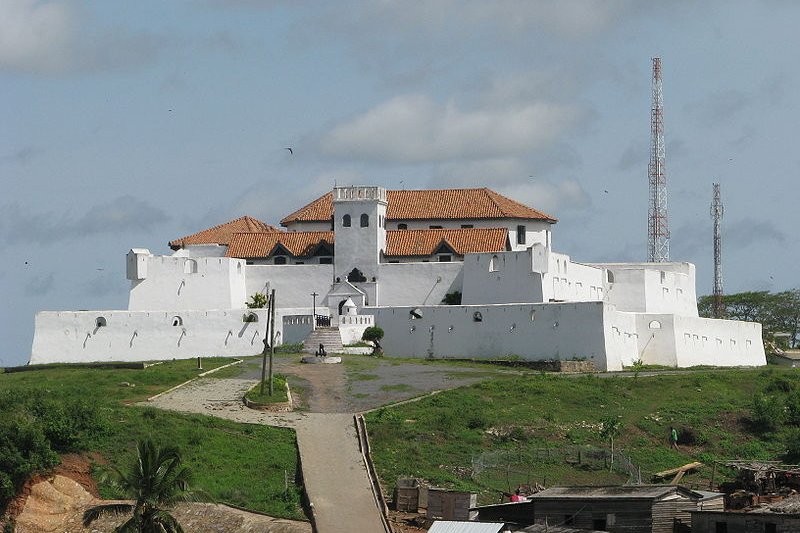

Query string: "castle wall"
[30, 309, 268, 364]
[594, 262, 698, 316]
[364, 301, 618, 370]
[377, 262, 463, 306]
[128, 255, 247, 311]
[245, 264, 333, 309]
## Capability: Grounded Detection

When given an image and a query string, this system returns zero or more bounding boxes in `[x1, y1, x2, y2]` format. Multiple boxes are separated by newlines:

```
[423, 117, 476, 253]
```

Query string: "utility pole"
[648, 57, 670, 262]
[269, 288, 276, 396]
[311, 291, 318, 328]
[711, 183, 724, 318]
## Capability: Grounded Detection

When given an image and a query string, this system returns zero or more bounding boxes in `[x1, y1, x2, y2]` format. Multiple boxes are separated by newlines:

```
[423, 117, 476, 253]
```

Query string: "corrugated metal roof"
[531, 485, 700, 500]
[427, 521, 506, 533]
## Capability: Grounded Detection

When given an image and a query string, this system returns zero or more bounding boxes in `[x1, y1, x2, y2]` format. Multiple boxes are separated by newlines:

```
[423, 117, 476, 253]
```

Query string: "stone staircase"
[302, 327, 344, 354]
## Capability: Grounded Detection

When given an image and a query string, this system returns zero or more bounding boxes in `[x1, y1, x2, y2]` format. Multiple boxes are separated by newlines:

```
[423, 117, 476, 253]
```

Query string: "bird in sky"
[285, 147, 293, 155]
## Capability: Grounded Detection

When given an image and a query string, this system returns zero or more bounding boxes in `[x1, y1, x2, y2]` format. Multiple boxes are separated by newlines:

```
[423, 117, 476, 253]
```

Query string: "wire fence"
[471, 445, 643, 492]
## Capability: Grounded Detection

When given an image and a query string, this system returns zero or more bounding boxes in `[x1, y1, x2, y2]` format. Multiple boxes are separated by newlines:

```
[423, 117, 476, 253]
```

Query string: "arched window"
[649, 320, 662, 329]
[489, 255, 499, 272]
[342, 214, 351, 227]
[184, 259, 198, 274]
[398, 223, 408, 230]
[95, 317, 107, 328]
[360, 213, 369, 227]
[607, 270, 615, 283]
[172, 316, 183, 327]
[274, 256, 287, 265]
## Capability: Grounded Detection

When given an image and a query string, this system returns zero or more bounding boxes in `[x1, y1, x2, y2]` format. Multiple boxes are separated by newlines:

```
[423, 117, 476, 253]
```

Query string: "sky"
[2, 0, 798, 366]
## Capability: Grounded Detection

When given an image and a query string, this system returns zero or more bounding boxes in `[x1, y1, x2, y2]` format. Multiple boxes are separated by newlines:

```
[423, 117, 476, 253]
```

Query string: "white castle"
[31, 186, 765, 371]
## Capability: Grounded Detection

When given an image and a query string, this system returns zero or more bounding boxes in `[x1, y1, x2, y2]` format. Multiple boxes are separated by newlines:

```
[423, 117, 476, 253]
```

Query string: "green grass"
[245, 375, 289, 404]
[380, 383, 414, 392]
[0, 359, 306, 520]
[365, 368, 799, 504]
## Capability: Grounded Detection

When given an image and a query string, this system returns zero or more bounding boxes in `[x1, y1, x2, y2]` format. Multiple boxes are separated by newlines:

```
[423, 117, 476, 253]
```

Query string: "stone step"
[302, 327, 344, 354]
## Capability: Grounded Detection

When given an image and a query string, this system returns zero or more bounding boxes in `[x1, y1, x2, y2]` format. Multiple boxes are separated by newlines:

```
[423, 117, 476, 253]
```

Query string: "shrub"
[750, 393, 784, 432]
[362, 327, 384, 344]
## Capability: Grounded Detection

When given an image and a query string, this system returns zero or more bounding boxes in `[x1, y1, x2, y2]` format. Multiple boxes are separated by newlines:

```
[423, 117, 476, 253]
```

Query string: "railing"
[339, 315, 375, 326]
[315, 315, 331, 327]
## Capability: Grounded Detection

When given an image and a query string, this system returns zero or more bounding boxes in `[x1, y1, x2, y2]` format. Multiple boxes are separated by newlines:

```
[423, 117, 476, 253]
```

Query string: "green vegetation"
[361, 326, 384, 355]
[246, 292, 268, 309]
[0, 359, 304, 520]
[245, 375, 289, 404]
[365, 368, 800, 502]
[83, 439, 193, 532]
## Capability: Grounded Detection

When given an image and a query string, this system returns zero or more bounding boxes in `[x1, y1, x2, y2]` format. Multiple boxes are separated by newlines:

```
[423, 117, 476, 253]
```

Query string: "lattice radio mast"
[648, 57, 670, 262]
[711, 182, 724, 318]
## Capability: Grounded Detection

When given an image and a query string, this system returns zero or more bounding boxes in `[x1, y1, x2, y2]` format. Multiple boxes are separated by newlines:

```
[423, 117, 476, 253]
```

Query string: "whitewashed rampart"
[30, 309, 268, 364]
[364, 302, 619, 370]
[377, 262, 463, 306]
[128, 254, 247, 311]
[594, 262, 698, 316]
[245, 264, 334, 309]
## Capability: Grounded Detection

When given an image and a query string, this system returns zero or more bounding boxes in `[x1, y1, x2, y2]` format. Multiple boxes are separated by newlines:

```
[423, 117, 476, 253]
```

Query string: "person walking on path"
[669, 426, 679, 450]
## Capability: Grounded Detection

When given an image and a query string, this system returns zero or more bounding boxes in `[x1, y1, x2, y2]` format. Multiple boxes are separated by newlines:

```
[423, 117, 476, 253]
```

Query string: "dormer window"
[398, 223, 408, 230]
[274, 256, 287, 265]
[342, 214, 351, 227]
[360, 214, 369, 227]
[517, 225, 526, 245]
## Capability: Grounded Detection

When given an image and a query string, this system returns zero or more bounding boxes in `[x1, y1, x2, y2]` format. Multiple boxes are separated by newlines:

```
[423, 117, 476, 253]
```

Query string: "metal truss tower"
[711, 182, 724, 318]
[648, 57, 670, 262]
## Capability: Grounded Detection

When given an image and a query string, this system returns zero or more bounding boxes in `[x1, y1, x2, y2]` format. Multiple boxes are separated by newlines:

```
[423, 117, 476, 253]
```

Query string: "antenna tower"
[711, 182, 724, 318]
[648, 57, 670, 262]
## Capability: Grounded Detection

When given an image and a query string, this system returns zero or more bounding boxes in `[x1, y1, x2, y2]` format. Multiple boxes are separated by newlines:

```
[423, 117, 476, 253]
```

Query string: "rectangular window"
[295, 261, 305, 265]
[429, 225, 443, 229]
[319, 257, 333, 264]
[461, 224, 473, 228]
[438, 255, 452, 262]
[388, 260, 400, 264]
[517, 225, 526, 245]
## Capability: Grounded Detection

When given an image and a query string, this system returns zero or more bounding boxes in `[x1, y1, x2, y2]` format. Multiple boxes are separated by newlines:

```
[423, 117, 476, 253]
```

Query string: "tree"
[246, 292, 268, 309]
[83, 439, 193, 532]
[600, 415, 623, 472]
[362, 326, 384, 356]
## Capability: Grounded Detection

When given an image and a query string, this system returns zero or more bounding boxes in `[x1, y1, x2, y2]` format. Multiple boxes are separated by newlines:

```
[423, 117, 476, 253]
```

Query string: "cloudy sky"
[2, 1, 797, 366]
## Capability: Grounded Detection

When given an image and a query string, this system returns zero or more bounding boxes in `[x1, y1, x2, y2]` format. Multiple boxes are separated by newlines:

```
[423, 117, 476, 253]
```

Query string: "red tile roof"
[279, 188, 556, 226]
[169, 216, 279, 250]
[225, 231, 334, 258]
[385, 228, 509, 257]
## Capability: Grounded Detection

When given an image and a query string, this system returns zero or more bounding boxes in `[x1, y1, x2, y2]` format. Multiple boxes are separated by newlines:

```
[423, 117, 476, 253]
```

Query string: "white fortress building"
[30, 186, 766, 371]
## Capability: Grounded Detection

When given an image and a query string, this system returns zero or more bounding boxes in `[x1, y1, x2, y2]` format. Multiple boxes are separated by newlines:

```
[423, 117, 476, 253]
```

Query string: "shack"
[528, 485, 723, 533]
[692, 494, 800, 532]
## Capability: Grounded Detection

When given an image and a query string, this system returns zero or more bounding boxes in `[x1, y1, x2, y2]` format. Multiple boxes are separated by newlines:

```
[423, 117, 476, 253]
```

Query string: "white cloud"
[0, 0, 75, 72]
[321, 94, 586, 165]
[497, 179, 591, 216]
[0, 0, 169, 74]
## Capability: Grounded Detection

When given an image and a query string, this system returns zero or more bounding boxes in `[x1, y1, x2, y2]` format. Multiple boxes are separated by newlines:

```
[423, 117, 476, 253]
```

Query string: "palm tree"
[83, 438, 193, 532]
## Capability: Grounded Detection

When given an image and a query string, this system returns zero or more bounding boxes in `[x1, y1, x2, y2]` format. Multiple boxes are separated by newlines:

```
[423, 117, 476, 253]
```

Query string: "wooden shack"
[427, 488, 478, 521]
[529, 485, 723, 533]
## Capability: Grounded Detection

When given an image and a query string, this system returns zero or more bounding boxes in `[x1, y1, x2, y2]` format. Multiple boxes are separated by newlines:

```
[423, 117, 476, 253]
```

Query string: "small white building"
[30, 186, 765, 370]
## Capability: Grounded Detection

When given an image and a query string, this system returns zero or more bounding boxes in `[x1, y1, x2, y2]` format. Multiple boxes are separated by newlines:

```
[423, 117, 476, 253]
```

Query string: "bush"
[0, 391, 107, 510]
[750, 393, 784, 431]
[362, 327, 384, 344]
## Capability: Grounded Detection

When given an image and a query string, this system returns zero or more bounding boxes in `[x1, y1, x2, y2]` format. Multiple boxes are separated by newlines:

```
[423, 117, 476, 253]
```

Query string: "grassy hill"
[0, 360, 305, 520]
[365, 367, 800, 503]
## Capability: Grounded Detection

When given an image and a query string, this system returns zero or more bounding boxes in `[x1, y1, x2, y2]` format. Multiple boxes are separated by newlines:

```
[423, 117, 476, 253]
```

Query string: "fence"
[471, 445, 642, 493]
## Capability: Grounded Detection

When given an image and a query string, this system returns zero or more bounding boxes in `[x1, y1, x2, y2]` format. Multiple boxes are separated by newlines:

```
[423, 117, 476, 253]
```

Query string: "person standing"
[669, 426, 679, 450]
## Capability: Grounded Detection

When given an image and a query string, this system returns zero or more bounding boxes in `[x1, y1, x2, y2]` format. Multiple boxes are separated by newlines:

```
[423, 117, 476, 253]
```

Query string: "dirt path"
[145, 376, 387, 533]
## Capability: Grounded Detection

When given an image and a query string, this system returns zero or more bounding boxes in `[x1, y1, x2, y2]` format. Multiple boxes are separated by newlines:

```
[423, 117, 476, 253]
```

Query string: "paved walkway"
[145, 378, 387, 533]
